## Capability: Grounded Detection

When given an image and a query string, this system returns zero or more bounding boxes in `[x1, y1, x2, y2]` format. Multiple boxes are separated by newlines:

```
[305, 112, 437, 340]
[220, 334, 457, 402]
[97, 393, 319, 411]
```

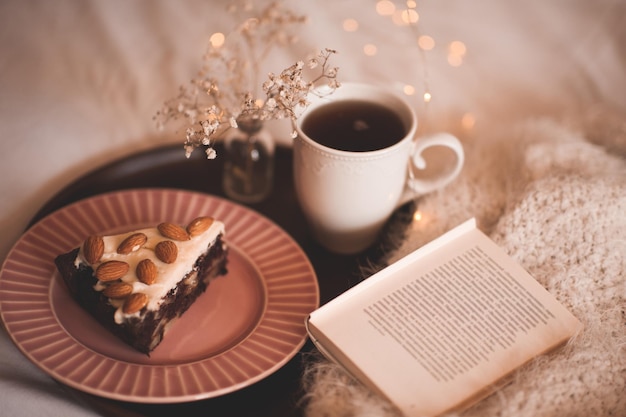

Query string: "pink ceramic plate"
[0, 189, 319, 403]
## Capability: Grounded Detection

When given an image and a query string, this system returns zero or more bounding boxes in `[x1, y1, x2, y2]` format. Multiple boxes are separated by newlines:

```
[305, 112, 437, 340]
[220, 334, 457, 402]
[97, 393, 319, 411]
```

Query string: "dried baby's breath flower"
[155, 1, 339, 158]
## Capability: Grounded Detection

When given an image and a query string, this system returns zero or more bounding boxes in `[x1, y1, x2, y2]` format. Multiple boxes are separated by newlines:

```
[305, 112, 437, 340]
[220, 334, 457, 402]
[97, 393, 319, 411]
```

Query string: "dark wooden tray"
[28, 143, 413, 417]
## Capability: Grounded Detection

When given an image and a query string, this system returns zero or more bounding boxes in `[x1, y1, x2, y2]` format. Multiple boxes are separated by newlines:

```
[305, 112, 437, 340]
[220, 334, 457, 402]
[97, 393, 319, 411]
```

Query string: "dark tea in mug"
[300, 100, 406, 152]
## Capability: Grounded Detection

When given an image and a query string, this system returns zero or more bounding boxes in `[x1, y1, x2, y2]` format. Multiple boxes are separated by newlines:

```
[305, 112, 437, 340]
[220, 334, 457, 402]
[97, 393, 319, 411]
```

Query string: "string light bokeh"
[367, 0, 472, 228]
[371, 1, 469, 105]
[207, 1, 473, 131]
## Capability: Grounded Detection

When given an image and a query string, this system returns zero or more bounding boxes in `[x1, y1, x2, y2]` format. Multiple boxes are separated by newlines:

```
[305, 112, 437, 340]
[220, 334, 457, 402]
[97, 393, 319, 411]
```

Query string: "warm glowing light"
[392, 9, 418, 26]
[363, 44, 378, 56]
[406, 0, 417, 8]
[376, 0, 396, 16]
[413, 211, 423, 222]
[423, 91, 432, 103]
[447, 40, 466, 66]
[255, 98, 264, 107]
[401, 9, 419, 24]
[343, 18, 359, 32]
[462, 113, 476, 130]
[209, 32, 225, 48]
[449, 40, 467, 56]
[418, 35, 435, 50]
[403, 84, 416, 96]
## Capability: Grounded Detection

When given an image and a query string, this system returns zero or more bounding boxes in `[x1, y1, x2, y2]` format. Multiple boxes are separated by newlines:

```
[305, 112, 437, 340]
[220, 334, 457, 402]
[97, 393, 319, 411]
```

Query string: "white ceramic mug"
[293, 83, 464, 254]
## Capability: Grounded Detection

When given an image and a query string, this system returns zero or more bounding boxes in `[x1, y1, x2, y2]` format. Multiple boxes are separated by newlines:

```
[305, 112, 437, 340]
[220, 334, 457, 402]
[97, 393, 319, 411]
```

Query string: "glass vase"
[222, 118, 275, 203]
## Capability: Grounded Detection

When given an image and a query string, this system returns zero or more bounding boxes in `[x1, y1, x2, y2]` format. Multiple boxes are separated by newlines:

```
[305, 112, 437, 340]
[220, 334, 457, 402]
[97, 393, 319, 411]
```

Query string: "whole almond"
[155, 240, 177, 264]
[83, 235, 104, 264]
[102, 282, 133, 299]
[123, 292, 148, 314]
[186, 216, 214, 237]
[157, 222, 190, 241]
[136, 258, 157, 285]
[117, 232, 148, 254]
[95, 260, 130, 282]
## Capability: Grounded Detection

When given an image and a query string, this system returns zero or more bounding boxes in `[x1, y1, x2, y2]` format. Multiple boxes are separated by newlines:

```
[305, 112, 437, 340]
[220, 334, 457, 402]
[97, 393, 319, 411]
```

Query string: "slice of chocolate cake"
[54, 216, 228, 354]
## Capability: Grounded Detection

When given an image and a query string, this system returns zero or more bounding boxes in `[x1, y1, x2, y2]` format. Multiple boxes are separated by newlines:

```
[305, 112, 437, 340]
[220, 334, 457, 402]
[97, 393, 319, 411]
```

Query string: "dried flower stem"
[154, 1, 339, 159]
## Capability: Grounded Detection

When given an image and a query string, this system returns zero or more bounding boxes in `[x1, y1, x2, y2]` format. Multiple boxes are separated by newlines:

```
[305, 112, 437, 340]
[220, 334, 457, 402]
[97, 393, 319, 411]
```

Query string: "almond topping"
[186, 216, 214, 237]
[155, 240, 177, 264]
[117, 232, 148, 254]
[102, 282, 133, 299]
[95, 260, 130, 282]
[157, 222, 190, 241]
[123, 292, 148, 314]
[83, 235, 104, 264]
[136, 258, 157, 285]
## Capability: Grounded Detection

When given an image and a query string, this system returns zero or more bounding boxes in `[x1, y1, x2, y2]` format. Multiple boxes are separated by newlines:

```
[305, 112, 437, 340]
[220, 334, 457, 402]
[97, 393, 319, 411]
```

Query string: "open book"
[306, 218, 582, 417]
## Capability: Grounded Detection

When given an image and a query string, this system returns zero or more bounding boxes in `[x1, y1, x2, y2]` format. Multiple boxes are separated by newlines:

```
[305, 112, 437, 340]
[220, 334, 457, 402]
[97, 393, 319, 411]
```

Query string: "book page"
[307, 219, 582, 417]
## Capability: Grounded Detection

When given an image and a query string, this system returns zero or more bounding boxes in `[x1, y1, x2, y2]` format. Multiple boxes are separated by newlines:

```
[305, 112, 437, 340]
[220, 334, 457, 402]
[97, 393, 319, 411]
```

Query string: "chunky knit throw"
[300, 111, 626, 417]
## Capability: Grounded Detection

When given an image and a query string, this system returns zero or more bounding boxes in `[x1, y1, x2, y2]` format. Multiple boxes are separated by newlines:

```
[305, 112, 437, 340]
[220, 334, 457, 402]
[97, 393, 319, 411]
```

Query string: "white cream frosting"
[74, 220, 225, 324]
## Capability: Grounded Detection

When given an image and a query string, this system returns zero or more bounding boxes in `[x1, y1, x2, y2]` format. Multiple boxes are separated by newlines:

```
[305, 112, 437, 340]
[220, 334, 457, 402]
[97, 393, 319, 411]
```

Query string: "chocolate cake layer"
[55, 226, 228, 355]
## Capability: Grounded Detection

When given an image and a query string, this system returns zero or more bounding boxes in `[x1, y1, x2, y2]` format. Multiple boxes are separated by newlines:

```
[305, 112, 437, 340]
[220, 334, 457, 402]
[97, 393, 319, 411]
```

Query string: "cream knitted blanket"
[301, 109, 626, 417]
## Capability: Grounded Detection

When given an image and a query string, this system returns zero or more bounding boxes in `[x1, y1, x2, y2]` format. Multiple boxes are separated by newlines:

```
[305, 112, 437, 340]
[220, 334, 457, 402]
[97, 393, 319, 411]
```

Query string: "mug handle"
[406, 132, 465, 195]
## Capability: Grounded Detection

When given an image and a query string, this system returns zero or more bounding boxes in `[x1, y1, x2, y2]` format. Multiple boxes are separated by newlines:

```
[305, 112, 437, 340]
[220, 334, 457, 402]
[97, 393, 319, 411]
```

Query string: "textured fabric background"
[302, 116, 626, 417]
